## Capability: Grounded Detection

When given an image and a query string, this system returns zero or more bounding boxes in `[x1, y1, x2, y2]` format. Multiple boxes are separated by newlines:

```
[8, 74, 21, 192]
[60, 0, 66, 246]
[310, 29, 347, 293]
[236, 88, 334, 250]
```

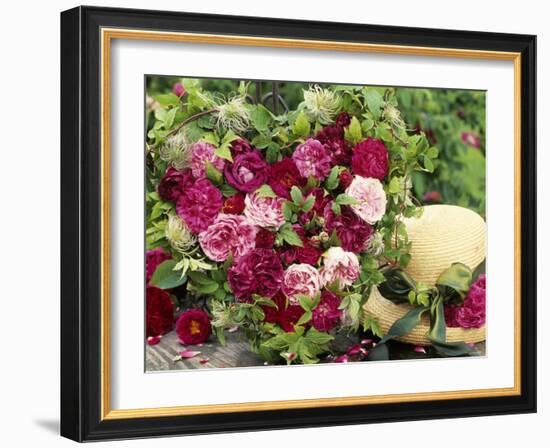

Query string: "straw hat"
[363, 205, 486, 346]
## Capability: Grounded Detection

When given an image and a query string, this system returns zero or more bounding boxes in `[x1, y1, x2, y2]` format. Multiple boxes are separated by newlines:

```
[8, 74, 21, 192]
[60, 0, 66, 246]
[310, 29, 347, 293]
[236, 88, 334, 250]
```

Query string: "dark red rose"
[280, 225, 321, 266]
[176, 308, 212, 345]
[324, 204, 373, 253]
[228, 249, 284, 301]
[222, 193, 245, 214]
[312, 290, 342, 332]
[255, 228, 276, 249]
[146, 247, 171, 283]
[315, 125, 351, 165]
[338, 169, 353, 190]
[230, 138, 253, 156]
[158, 167, 193, 202]
[279, 305, 305, 332]
[261, 292, 304, 333]
[351, 138, 389, 180]
[146, 285, 174, 337]
[224, 150, 270, 193]
[335, 112, 351, 128]
[268, 157, 305, 199]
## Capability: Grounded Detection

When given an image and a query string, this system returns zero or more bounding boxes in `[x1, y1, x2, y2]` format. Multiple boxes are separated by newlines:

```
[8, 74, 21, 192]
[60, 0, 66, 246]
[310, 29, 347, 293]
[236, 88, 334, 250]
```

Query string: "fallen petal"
[180, 350, 201, 359]
[361, 339, 373, 345]
[347, 344, 362, 356]
[147, 336, 161, 346]
[334, 355, 349, 363]
[199, 358, 209, 365]
[414, 346, 427, 354]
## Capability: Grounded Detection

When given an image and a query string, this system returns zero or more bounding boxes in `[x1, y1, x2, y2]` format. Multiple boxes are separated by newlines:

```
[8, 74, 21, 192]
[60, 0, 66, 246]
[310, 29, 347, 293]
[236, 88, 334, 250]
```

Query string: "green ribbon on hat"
[368, 262, 482, 360]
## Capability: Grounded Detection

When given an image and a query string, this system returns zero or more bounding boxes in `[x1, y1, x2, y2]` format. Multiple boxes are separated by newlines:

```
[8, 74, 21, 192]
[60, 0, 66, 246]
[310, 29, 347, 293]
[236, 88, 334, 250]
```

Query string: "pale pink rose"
[320, 247, 360, 288]
[199, 214, 257, 262]
[282, 264, 321, 304]
[190, 141, 225, 179]
[345, 176, 387, 224]
[244, 193, 286, 229]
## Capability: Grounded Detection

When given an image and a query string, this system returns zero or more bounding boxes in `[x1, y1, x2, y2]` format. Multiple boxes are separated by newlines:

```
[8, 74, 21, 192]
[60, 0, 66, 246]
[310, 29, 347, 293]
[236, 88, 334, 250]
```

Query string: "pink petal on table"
[347, 344, 362, 356]
[199, 358, 209, 365]
[334, 355, 349, 363]
[361, 339, 373, 346]
[467, 343, 476, 348]
[180, 350, 201, 359]
[147, 336, 161, 346]
[360, 348, 369, 356]
[414, 346, 427, 354]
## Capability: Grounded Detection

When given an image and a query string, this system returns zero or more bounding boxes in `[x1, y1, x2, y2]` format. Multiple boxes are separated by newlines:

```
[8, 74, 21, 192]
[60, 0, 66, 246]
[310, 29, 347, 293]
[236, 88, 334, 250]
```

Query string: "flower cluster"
[145, 81, 430, 364]
[445, 274, 486, 328]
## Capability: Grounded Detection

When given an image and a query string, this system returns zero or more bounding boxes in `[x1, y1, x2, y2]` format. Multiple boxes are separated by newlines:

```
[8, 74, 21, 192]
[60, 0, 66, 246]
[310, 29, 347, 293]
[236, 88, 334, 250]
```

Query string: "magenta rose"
[157, 167, 193, 202]
[312, 290, 342, 332]
[268, 157, 305, 199]
[230, 138, 253, 156]
[224, 150, 270, 193]
[262, 292, 305, 333]
[176, 309, 211, 345]
[146, 247, 171, 283]
[227, 248, 284, 301]
[351, 138, 389, 180]
[292, 139, 332, 180]
[324, 204, 374, 253]
[445, 274, 486, 328]
[338, 169, 353, 190]
[315, 124, 351, 165]
[255, 228, 276, 249]
[176, 179, 223, 233]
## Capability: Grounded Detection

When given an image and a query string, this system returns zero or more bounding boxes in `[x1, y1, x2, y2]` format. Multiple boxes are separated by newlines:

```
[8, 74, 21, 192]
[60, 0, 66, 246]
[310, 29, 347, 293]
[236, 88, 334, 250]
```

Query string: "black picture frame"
[61, 5, 536, 442]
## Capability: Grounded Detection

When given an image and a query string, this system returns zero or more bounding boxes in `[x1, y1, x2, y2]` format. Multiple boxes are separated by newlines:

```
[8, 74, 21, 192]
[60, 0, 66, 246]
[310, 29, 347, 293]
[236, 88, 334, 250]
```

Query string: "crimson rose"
[176, 308, 212, 344]
[157, 167, 193, 202]
[352, 138, 389, 180]
[146, 286, 174, 337]
[224, 150, 270, 193]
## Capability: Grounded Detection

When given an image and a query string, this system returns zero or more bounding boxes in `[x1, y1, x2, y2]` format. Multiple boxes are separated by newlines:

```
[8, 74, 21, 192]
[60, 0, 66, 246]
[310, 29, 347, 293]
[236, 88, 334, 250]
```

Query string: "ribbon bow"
[369, 262, 481, 360]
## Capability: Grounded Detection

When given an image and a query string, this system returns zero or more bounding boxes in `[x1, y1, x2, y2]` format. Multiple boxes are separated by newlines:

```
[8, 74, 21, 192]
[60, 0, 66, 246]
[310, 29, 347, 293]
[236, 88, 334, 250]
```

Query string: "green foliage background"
[147, 77, 486, 215]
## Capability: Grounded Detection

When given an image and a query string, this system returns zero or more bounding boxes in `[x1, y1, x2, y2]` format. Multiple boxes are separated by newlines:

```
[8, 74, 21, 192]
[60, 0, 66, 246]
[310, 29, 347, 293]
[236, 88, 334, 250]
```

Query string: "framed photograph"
[60, 6, 537, 442]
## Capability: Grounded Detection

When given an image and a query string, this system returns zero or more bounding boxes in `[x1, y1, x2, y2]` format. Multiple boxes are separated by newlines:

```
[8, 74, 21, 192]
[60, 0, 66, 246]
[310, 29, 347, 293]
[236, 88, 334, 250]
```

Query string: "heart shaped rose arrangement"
[145, 81, 437, 364]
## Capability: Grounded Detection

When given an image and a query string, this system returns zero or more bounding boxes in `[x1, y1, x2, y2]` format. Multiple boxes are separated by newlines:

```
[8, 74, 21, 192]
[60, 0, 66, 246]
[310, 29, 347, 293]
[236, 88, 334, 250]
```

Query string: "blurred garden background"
[146, 77, 485, 215]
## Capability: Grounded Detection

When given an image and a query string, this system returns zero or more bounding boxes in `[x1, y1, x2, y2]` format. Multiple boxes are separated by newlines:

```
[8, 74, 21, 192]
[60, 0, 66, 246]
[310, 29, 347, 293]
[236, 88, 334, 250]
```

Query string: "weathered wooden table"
[146, 329, 486, 371]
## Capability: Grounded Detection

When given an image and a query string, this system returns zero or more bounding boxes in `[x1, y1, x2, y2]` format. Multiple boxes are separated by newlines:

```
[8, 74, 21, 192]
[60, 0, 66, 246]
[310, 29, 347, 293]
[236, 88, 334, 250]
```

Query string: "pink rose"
[282, 264, 321, 304]
[345, 176, 387, 224]
[446, 274, 486, 328]
[172, 82, 186, 97]
[190, 141, 225, 179]
[244, 193, 285, 229]
[292, 138, 332, 180]
[320, 247, 360, 288]
[199, 214, 257, 262]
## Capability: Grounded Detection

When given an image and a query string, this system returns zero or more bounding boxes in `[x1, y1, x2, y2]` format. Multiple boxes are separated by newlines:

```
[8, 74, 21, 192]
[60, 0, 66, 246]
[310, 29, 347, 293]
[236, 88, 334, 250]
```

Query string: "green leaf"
[296, 311, 312, 326]
[220, 183, 238, 197]
[282, 201, 294, 221]
[344, 116, 362, 145]
[429, 339, 478, 357]
[194, 282, 219, 295]
[149, 260, 187, 289]
[290, 186, 304, 205]
[335, 194, 358, 205]
[214, 144, 233, 162]
[292, 111, 311, 137]
[331, 202, 341, 215]
[305, 328, 334, 345]
[266, 143, 280, 163]
[255, 184, 277, 198]
[250, 105, 273, 132]
[325, 166, 341, 190]
[188, 271, 216, 286]
[422, 156, 435, 173]
[361, 117, 374, 132]
[301, 196, 315, 213]
[365, 90, 384, 119]
[279, 224, 303, 247]
[205, 160, 223, 185]
[388, 177, 401, 194]
[154, 93, 180, 107]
